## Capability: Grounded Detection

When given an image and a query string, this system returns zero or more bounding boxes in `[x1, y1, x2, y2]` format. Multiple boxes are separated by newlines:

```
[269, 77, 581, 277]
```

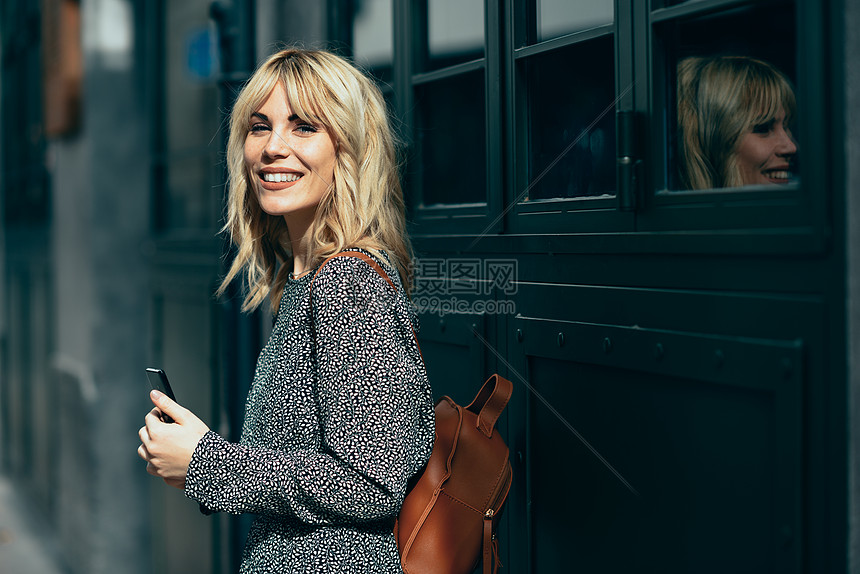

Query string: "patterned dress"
[184, 250, 435, 573]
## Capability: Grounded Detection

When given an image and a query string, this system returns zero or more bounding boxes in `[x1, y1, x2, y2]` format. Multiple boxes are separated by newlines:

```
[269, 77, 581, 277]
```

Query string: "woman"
[137, 48, 435, 573]
[677, 55, 797, 189]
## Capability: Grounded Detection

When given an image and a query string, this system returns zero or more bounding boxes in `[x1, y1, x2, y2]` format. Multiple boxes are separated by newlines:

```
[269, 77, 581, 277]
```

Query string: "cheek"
[312, 140, 337, 180]
[243, 139, 256, 168]
[242, 144, 261, 192]
[736, 137, 769, 169]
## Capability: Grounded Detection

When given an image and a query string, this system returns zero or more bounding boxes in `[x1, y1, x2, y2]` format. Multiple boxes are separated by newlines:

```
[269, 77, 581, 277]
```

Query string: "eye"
[751, 120, 775, 135]
[249, 122, 270, 133]
[295, 123, 319, 135]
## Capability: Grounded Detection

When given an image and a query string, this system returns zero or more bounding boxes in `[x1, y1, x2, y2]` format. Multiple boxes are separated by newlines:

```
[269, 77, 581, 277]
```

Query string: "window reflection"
[525, 37, 616, 200]
[425, 0, 484, 70]
[537, 0, 613, 42]
[677, 56, 797, 190]
[659, 1, 797, 191]
[352, 0, 393, 83]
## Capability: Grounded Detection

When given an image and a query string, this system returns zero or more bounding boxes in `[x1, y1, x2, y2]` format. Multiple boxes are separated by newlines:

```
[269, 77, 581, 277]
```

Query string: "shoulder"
[311, 249, 421, 338]
[311, 249, 400, 305]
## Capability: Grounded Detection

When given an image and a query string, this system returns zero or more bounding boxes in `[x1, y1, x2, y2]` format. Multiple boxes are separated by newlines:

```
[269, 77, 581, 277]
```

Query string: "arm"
[184, 257, 433, 524]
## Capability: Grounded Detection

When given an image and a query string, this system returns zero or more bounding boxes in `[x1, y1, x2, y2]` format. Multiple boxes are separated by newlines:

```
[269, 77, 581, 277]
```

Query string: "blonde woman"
[677, 55, 797, 189]
[138, 48, 434, 573]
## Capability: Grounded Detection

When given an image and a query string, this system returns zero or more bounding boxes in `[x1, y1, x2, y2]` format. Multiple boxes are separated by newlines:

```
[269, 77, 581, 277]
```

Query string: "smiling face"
[734, 108, 797, 186]
[244, 81, 337, 223]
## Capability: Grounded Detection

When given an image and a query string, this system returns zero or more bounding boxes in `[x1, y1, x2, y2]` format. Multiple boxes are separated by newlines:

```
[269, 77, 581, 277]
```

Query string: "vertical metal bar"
[615, 0, 638, 213]
[616, 109, 638, 212]
[394, 0, 423, 215]
[503, 0, 520, 230]
[509, 0, 530, 217]
[485, 0, 503, 234]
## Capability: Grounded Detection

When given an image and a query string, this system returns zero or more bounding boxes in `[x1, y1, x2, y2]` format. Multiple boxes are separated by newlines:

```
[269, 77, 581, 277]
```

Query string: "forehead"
[253, 77, 328, 126]
[254, 82, 292, 114]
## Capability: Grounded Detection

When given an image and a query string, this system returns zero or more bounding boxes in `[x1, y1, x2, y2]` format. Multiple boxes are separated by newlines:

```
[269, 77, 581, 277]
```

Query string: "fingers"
[138, 395, 209, 486]
[150, 390, 186, 424]
[144, 407, 165, 428]
[138, 441, 161, 479]
[140, 441, 171, 479]
[146, 462, 159, 477]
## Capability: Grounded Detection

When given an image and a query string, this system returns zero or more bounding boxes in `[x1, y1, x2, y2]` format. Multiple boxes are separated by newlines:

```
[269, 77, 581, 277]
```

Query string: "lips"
[263, 172, 300, 183]
[762, 167, 793, 184]
[257, 168, 303, 190]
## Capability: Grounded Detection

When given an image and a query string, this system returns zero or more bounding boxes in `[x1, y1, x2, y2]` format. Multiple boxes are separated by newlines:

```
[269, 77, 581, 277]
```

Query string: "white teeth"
[263, 173, 301, 183]
[766, 171, 791, 180]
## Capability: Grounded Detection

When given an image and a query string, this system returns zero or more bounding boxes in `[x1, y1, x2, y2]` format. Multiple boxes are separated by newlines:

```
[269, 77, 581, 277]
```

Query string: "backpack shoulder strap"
[310, 250, 396, 291]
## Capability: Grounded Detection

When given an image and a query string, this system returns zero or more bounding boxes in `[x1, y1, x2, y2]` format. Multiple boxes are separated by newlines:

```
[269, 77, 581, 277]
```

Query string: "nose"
[263, 129, 292, 159]
[776, 126, 797, 157]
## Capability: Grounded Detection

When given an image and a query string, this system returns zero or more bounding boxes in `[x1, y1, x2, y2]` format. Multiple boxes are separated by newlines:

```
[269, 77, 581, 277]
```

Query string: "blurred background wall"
[3, 1, 152, 572]
[0, 2, 333, 572]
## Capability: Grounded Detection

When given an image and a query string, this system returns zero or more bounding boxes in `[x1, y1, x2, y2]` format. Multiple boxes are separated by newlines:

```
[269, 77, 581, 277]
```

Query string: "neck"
[285, 213, 314, 276]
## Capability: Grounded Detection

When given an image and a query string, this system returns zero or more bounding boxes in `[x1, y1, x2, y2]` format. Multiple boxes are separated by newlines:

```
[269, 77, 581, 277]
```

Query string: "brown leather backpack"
[395, 374, 514, 574]
[314, 251, 514, 574]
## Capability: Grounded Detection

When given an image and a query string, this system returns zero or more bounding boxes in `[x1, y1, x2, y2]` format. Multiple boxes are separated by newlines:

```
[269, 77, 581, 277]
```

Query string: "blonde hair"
[216, 48, 412, 312]
[677, 56, 796, 190]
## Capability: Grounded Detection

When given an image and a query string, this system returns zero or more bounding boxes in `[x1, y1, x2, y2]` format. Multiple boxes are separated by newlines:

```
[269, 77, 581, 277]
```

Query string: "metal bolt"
[603, 337, 612, 354]
[516, 329, 523, 342]
[557, 332, 565, 347]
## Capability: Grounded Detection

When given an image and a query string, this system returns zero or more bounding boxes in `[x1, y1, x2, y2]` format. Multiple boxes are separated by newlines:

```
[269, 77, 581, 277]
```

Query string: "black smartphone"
[145, 367, 176, 423]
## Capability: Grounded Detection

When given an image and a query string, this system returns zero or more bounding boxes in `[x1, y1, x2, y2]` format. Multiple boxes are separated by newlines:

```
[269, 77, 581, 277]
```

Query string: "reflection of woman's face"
[735, 107, 797, 185]
[244, 81, 336, 221]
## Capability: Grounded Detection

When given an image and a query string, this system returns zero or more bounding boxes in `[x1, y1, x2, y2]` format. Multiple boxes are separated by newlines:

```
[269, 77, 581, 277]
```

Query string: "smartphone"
[145, 367, 176, 423]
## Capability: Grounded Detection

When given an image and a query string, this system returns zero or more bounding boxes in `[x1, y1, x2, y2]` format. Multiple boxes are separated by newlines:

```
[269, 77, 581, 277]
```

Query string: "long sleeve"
[184, 254, 434, 527]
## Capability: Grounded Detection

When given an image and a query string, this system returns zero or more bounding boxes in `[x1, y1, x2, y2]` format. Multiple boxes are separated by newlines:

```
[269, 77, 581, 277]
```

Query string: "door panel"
[417, 311, 487, 404]
[510, 315, 802, 574]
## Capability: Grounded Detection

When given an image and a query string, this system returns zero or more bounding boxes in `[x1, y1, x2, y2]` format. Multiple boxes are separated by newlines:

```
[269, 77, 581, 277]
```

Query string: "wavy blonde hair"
[677, 56, 796, 190]
[216, 48, 412, 312]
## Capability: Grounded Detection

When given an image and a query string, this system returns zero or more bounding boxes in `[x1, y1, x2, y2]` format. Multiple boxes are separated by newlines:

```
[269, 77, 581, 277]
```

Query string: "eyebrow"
[250, 112, 301, 123]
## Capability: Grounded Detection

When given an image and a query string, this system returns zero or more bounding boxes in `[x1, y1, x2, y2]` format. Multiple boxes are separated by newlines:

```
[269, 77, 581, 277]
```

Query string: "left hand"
[138, 390, 210, 489]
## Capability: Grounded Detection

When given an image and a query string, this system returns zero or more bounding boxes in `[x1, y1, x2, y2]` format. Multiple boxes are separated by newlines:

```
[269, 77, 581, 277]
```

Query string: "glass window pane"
[163, 0, 220, 230]
[662, 3, 797, 191]
[425, 0, 484, 70]
[538, 0, 613, 42]
[166, 2, 219, 153]
[525, 37, 616, 201]
[415, 71, 486, 206]
[352, 0, 393, 83]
